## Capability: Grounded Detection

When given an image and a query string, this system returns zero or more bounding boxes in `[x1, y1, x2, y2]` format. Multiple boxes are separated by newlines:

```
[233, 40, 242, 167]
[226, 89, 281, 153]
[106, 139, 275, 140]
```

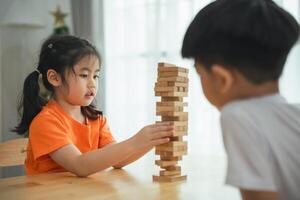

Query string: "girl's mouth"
[85, 91, 95, 98]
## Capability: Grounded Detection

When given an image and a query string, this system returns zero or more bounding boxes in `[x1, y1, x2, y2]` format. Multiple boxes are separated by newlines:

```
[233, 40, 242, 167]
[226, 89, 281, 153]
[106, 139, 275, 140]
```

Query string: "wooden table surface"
[0, 154, 240, 200]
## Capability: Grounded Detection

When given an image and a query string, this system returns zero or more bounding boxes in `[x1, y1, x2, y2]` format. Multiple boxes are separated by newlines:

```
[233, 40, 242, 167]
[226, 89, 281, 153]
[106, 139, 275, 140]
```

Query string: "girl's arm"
[109, 142, 152, 169]
[49, 123, 173, 177]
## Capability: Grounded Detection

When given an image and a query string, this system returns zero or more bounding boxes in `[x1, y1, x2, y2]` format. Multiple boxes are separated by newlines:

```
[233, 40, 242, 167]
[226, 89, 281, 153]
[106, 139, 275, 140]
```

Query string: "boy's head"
[181, 0, 299, 107]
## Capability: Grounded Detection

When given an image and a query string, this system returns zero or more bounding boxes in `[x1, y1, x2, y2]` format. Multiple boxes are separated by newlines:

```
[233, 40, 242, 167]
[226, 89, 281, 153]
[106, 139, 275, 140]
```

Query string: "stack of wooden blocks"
[153, 62, 189, 182]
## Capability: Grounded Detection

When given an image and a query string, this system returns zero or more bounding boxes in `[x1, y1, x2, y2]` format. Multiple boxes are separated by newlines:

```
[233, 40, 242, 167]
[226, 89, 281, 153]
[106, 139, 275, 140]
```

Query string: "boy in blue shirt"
[181, 0, 300, 199]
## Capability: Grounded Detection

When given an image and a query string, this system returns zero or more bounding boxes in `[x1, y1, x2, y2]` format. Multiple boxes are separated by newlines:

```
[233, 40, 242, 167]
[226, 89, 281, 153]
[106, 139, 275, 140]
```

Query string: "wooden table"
[0, 154, 240, 200]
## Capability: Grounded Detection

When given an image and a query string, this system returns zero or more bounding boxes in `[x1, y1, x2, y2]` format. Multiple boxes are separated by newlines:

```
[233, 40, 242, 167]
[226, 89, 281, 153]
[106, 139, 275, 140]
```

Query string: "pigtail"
[13, 70, 46, 136]
[81, 103, 102, 120]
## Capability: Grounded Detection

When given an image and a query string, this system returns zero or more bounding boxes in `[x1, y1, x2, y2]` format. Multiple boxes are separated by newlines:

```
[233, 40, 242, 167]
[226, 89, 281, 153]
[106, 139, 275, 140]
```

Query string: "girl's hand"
[129, 122, 174, 150]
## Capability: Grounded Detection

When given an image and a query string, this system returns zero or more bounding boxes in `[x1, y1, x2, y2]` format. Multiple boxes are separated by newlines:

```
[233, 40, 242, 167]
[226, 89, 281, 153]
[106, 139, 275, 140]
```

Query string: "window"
[102, 0, 300, 156]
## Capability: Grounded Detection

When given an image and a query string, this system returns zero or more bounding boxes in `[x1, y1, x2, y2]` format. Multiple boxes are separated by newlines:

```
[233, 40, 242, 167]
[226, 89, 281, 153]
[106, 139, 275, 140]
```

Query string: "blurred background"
[0, 0, 299, 198]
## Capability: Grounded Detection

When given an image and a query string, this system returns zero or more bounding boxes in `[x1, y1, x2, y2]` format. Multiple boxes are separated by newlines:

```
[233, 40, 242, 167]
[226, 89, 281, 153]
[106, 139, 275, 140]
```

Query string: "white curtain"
[72, 0, 107, 111]
[277, 0, 300, 102]
[101, 0, 300, 156]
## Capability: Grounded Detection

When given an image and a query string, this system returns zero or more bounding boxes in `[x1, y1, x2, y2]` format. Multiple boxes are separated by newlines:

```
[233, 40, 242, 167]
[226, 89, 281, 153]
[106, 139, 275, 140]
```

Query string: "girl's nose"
[89, 78, 98, 88]
[88, 78, 97, 88]
[88, 83, 96, 89]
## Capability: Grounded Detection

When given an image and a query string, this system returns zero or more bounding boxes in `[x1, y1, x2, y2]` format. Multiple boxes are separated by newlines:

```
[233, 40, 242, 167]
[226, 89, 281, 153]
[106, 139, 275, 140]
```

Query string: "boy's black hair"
[181, 0, 299, 84]
[14, 35, 102, 136]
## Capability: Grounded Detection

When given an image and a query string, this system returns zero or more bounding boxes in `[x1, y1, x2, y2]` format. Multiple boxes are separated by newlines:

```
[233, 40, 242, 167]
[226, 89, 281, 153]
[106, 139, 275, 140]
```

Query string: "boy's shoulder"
[221, 93, 293, 116]
[221, 94, 300, 198]
[220, 93, 300, 135]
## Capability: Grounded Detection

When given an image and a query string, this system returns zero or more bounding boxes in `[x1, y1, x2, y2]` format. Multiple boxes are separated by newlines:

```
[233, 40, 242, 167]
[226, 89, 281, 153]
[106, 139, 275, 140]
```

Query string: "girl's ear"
[47, 69, 62, 87]
[211, 65, 234, 93]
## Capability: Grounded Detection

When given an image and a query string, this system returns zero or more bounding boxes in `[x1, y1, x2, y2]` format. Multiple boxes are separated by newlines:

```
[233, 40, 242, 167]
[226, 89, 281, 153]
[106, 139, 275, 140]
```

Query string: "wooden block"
[157, 141, 187, 148]
[156, 106, 187, 112]
[156, 143, 187, 152]
[162, 131, 187, 138]
[175, 126, 188, 131]
[156, 121, 188, 126]
[153, 175, 187, 182]
[156, 106, 183, 112]
[177, 87, 188, 92]
[155, 149, 187, 157]
[156, 111, 188, 117]
[160, 156, 182, 161]
[155, 82, 189, 88]
[157, 111, 188, 116]
[156, 102, 188, 107]
[158, 63, 189, 73]
[163, 165, 181, 170]
[155, 86, 177, 92]
[156, 106, 184, 112]
[161, 115, 188, 121]
[161, 97, 183, 102]
[157, 77, 188, 83]
[157, 112, 188, 119]
[154, 86, 188, 92]
[155, 160, 178, 167]
[158, 71, 188, 78]
[169, 136, 183, 141]
[173, 130, 188, 137]
[155, 91, 188, 97]
[155, 122, 188, 135]
[160, 169, 181, 176]
[158, 62, 177, 68]
[156, 146, 187, 153]
[157, 63, 189, 73]
[156, 151, 187, 157]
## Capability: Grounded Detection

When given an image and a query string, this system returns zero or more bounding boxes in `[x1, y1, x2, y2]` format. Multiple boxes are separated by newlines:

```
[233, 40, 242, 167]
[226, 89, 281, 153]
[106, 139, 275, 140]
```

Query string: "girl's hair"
[14, 35, 102, 136]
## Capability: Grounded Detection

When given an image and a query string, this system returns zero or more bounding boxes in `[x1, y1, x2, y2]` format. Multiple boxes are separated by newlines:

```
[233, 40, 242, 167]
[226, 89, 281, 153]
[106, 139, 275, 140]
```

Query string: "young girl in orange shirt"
[14, 35, 173, 177]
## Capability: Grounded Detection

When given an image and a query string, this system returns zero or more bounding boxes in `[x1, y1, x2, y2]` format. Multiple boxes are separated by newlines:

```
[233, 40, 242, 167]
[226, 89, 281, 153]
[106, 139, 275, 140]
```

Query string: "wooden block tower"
[153, 62, 189, 182]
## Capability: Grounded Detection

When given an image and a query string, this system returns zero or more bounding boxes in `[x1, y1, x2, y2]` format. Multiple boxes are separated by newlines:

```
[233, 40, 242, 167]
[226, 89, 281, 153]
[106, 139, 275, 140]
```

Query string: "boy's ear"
[47, 69, 62, 87]
[211, 65, 234, 93]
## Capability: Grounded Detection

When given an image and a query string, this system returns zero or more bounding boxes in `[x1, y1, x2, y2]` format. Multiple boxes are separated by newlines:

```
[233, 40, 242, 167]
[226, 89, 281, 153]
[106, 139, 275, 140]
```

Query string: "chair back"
[0, 138, 28, 167]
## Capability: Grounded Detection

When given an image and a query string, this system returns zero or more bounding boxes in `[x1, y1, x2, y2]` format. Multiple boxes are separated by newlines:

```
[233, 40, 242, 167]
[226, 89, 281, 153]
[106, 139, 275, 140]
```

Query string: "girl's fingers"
[148, 122, 173, 129]
[152, 131, 174, 140]
[151, 137, 170, 146]
[151, 124, 174, 132]
[155, 121, 173, 125]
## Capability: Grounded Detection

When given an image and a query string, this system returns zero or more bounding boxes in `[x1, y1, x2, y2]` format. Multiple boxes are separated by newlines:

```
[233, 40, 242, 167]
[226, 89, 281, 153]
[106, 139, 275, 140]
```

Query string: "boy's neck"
[235, 80, 279, 99]
[220, 80, 279, 109]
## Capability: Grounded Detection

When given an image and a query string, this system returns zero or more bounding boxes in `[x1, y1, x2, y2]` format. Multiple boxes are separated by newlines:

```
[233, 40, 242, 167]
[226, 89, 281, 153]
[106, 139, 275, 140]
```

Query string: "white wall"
[0, 0, 72, 178]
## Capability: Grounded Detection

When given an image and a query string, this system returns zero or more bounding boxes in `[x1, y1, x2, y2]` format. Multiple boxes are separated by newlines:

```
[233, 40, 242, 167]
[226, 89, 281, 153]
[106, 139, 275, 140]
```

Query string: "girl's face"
[59, 55, 100, 107]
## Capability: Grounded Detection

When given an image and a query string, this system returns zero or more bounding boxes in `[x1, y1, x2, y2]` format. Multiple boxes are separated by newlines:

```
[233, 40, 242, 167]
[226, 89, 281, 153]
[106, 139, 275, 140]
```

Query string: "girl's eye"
[93, 75, 100, 79]
[79, 74, 88, 78]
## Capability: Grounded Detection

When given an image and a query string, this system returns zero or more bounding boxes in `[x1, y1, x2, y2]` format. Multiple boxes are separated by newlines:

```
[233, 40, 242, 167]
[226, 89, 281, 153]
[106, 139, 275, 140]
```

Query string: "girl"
[14, 35, 174, 177]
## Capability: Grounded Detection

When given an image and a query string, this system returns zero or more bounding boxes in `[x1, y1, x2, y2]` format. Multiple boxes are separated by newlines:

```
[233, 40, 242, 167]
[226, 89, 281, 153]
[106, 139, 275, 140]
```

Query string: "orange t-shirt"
[25, 100, 116, 175]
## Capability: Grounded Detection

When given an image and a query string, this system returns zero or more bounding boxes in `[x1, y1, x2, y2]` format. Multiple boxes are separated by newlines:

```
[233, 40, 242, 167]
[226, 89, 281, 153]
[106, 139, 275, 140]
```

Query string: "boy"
[181, 0, 300, 200]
